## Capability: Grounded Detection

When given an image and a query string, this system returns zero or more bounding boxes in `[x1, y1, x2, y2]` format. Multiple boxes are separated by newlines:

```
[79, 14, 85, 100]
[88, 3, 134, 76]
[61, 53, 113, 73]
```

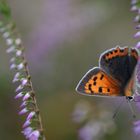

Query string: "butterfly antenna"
[127, 99, 136, 118]
[113, 100, 124, 119]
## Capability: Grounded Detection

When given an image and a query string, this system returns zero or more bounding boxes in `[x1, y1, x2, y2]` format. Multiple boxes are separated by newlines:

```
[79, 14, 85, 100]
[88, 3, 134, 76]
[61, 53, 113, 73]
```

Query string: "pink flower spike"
[27, 112, 35, 121]
[23, 92, 30, 101]
[15, 85, 23, 92]
[134, 31, 140, 38]
[20, 101, 27, 108]
[29, 130, 40, 140]
[19, 108, 28, 115]
[23, 120, 31, 128]
[135, 42, 140, 49]
[15, 92, 23, 99]
[22, 127, 33, 139]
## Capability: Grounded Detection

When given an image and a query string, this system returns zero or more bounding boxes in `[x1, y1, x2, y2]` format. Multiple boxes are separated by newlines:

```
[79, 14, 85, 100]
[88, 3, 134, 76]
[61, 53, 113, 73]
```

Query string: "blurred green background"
[0, 0, 139, 140]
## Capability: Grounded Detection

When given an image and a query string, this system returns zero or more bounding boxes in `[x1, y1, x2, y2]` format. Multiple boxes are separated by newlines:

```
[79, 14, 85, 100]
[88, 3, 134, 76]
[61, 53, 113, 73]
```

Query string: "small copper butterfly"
[76, 46, 138, 100]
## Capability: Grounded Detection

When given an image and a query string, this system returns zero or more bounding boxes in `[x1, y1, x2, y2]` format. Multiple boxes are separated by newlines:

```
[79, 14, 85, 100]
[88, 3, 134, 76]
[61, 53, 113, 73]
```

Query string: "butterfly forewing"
[99, 46, 138, 89]
[76, 67, 121, 96]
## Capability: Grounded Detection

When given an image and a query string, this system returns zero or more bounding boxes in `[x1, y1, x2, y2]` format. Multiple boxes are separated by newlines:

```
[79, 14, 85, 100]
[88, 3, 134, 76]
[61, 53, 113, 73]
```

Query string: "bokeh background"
[0, 0, 140, 140]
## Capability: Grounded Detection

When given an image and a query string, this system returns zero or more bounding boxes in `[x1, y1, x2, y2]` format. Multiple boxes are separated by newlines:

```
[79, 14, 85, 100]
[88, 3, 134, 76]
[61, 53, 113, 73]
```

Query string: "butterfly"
[76, 46, 139, 100]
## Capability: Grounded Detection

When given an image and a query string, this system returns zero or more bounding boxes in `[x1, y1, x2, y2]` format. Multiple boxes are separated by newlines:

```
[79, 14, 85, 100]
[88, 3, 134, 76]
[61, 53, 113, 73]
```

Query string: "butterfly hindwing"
[76, 67, 121, 96]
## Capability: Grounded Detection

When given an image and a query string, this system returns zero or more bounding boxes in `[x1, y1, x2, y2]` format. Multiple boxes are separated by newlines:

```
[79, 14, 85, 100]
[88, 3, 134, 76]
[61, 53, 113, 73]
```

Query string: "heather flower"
[23, 92, 31, 101]
[22, 127, 33, 139]
[131, 0, 140, 135]
[72, 100, 90, 123]
[14, 92, 24, 99]
[73, 100, 116, 140]
[6, 38, 13, 45]
[29, 130, 40, 140]
[19, 108, 28, 115]
[135, 41, 140, 49]
[20, 101, 27, 108]
[134, 31, 140, 38]
[15, 85, 23, 92]
[27, 112, 36, 121]
[133, 121, 140, 135]
[13, 72, 20, 83]
[23, 120, 31, 128]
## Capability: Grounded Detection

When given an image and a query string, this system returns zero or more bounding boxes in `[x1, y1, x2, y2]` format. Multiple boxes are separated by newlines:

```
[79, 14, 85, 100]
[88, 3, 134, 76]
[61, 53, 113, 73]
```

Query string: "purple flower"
[23, 120, 31, 128]
[134, 95, 140, 111]
[135, 42, 140, 49]
[10, 63, 16, 69]
[131, 0, 138, 5]
[17, 63, 24, 70]
[15, 92, 24, 99]
[6, 45, 15, 53]
[20, 101, 27, 108]
[134, 31, 140, 38]
[15, 38, 22, 45]
[27, 112, 35, 121]
[29, 130, 40, 140]
[131, 6, 138, 12]
[15, 85, 23, 92]
[16, 50, 22, 56]
[19, 108, 28, 115]
[21, 78, 28, 86]
[134, 120, 140, 135]
[13, 72, 20, 83]
[23, 92, 30, 101]
[22, 127, 33, 139]
[6, 38, 14, 46]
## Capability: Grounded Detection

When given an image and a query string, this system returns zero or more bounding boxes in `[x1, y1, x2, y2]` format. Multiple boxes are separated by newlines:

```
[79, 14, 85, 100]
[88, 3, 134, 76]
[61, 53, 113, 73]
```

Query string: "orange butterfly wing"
[76, 67, 121, 96]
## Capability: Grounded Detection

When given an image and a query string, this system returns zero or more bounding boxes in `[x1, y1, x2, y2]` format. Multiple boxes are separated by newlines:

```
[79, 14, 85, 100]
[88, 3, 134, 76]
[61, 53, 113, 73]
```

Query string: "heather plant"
[0, 1, 46, 140]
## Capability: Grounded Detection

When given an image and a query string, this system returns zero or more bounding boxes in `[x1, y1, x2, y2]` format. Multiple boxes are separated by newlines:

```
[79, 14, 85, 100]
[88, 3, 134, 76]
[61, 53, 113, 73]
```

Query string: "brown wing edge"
[75, 67, 101, 95]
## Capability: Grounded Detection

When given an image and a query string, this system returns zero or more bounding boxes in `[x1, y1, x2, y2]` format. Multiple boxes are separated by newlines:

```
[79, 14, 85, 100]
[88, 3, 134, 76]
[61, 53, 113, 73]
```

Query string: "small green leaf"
[0, 1, 11, 19]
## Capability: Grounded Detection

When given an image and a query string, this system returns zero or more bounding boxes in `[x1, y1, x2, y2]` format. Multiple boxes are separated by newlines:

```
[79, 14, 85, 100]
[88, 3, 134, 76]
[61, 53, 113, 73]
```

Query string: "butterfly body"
[76, 46, 138, 98]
